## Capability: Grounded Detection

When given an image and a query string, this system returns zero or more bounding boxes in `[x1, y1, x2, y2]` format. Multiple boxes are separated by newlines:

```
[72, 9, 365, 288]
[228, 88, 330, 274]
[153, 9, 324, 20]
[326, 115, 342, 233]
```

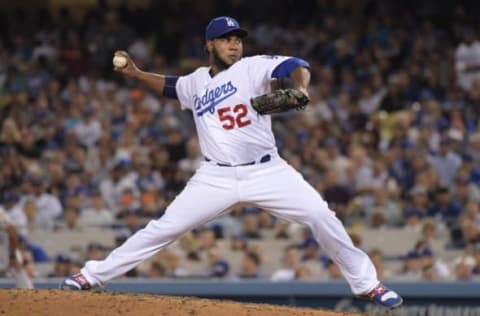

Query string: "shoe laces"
[367, 283, 387, 299]
[72, 273, 91, 290]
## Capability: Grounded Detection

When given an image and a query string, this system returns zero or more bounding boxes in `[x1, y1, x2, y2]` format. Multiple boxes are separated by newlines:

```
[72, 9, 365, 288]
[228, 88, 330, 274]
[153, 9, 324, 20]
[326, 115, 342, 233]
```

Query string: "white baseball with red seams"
[81, 54, 380, 296]
[112, 55, 128, 68]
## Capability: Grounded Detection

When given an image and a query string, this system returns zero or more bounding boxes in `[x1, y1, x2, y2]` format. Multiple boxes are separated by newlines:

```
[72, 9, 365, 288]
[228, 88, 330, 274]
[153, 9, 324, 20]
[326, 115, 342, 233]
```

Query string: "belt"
[205, 154, 271, 167]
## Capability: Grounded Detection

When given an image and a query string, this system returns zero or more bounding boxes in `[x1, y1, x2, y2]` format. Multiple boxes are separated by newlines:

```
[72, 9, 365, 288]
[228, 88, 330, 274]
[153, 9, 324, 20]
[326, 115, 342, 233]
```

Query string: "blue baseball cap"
[55, 253, 72, 263]
[205, 16, 248, 41]
[404, 208, 425, 219]
[300, 237, 319, 249]
[210, 260, 230, 277]
[405, 247, 433, 259]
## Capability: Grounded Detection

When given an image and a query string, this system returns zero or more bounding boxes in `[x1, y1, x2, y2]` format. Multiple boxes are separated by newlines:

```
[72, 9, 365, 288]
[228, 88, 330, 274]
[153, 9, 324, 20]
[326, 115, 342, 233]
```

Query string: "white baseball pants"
[82, 156, 378, 295]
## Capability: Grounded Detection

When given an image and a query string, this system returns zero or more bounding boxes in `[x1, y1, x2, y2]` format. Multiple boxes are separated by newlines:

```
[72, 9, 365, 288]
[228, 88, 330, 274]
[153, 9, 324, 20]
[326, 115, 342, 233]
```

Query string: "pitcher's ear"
[205, 41, 213, 53]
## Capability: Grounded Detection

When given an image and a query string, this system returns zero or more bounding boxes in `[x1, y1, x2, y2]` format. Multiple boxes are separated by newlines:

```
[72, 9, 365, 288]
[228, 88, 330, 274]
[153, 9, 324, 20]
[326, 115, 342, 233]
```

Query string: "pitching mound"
[0, 289, 368, 316]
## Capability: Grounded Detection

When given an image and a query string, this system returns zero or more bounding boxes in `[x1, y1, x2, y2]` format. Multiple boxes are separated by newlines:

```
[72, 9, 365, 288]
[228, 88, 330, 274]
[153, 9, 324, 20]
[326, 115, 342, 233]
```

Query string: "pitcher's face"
[208, 34, 243, 69]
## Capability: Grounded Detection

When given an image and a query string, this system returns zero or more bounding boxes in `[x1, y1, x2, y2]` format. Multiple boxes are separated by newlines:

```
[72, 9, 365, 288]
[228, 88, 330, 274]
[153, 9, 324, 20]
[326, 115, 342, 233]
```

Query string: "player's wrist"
[128, 68, 142, 80]
[294, 86, 309, 98]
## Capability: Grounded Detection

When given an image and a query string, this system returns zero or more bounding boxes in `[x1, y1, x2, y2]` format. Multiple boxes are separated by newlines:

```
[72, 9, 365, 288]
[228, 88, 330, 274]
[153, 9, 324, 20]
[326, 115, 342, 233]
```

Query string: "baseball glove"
[251, 88, 309, 115]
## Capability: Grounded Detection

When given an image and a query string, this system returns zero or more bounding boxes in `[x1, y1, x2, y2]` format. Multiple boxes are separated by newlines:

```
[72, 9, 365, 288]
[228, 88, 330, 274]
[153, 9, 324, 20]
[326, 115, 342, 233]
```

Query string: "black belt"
[205, 154, 271, 167]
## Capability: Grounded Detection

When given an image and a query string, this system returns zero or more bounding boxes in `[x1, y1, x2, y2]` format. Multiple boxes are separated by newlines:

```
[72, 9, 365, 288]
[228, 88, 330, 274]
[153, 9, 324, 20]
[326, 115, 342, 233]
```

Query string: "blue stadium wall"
[1, 280, 479, 315]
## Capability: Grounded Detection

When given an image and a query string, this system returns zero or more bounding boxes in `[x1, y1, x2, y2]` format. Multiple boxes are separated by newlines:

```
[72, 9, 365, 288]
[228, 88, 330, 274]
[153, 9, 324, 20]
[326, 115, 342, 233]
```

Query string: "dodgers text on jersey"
[193, 81, 238, 117]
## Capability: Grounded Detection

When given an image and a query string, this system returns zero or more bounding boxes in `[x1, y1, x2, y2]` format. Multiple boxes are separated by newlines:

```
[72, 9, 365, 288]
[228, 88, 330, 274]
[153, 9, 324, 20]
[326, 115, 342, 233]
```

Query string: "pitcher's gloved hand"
[251, 88, 310, 115]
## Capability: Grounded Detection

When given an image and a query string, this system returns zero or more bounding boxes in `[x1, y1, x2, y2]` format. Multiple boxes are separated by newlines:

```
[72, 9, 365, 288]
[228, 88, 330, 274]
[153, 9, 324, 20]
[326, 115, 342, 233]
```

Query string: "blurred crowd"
[1, 0, 480, 282]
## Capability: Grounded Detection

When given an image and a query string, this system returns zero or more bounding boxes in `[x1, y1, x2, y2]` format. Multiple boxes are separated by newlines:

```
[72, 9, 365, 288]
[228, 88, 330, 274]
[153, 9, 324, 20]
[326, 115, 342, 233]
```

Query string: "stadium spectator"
[122, 210, 144, 234]
[454, 257, 475, 281]
[404, 185, 429, 215]
[0, 191, 27, 236]
[78, 191, 115, 227]
[147, 261, 167, 278]
[50, 253, 73, 277]
[178, 232, 201, 261]
[258, 210, 276, 230]
[325, 259, 343, 280]
[230, 233, 248, 252]
[85, 243, 106, 261]
[274, 220, 291, 239]
[21, 199, 41, 233]
[368, 249, 391, 280]
[455, 28, 480, 92]
[206, 247, 230, 279]
[241, 211, 262, 240]
[270, 245, 300, 282]
[238, 251, 261, 279]
[73, 107, 103, 148]
[428, 186, 463, 228]
[195, 227, 217, 252]
[295, 265, 314, 280]
[20, 176, 62, 230]
[154, 249, 188, 278]
[366, 189, 403, 228]
[55, 206, 82, 231]
[427, 138, 462, 187]
[321, 169, 352, 221]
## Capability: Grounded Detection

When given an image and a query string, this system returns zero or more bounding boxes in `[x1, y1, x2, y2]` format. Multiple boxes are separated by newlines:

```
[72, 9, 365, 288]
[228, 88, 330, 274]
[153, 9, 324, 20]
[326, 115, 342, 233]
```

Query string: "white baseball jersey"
[176, 55, 290, 165]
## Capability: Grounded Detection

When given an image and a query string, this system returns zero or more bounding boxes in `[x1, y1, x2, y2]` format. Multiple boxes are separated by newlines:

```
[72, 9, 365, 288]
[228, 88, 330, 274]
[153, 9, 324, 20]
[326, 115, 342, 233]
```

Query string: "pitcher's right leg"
[62, 164, 238, 289]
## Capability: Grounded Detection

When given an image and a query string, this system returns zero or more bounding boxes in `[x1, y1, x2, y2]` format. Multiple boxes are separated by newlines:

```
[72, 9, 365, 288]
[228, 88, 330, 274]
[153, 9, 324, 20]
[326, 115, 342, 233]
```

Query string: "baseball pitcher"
[61, 16, 402, 309]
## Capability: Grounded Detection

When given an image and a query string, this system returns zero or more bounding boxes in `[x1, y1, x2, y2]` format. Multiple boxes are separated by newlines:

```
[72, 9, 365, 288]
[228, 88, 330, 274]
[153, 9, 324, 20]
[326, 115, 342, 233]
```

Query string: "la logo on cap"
[226, 17, 236, 27]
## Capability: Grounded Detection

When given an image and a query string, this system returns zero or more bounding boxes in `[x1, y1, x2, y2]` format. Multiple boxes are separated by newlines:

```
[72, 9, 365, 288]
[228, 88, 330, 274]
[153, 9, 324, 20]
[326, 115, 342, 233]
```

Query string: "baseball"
[113, 55, 128, 68]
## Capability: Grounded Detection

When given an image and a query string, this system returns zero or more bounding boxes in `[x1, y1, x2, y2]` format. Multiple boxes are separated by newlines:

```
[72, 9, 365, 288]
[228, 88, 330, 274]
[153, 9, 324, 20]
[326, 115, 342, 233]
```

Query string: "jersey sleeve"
[175, 75, 193, 111]
[247, 55, 290, 90]
[247, 55, 309, 94]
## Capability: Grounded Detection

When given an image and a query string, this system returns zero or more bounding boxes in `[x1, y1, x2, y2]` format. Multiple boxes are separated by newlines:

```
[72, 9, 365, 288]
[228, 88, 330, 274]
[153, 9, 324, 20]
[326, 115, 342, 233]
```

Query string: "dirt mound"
[0, 289, 367, 316]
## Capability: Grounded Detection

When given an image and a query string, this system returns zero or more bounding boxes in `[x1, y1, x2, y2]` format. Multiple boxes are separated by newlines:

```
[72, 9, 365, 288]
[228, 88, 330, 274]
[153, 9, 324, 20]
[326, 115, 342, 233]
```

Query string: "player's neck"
[209, 56, 231, 77]
[209, 65, 228, 77]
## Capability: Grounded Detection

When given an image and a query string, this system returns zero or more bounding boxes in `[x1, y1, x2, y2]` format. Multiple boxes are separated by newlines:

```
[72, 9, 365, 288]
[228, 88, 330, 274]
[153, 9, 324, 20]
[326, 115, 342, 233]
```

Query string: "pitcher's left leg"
[242, 160, 402, 308]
